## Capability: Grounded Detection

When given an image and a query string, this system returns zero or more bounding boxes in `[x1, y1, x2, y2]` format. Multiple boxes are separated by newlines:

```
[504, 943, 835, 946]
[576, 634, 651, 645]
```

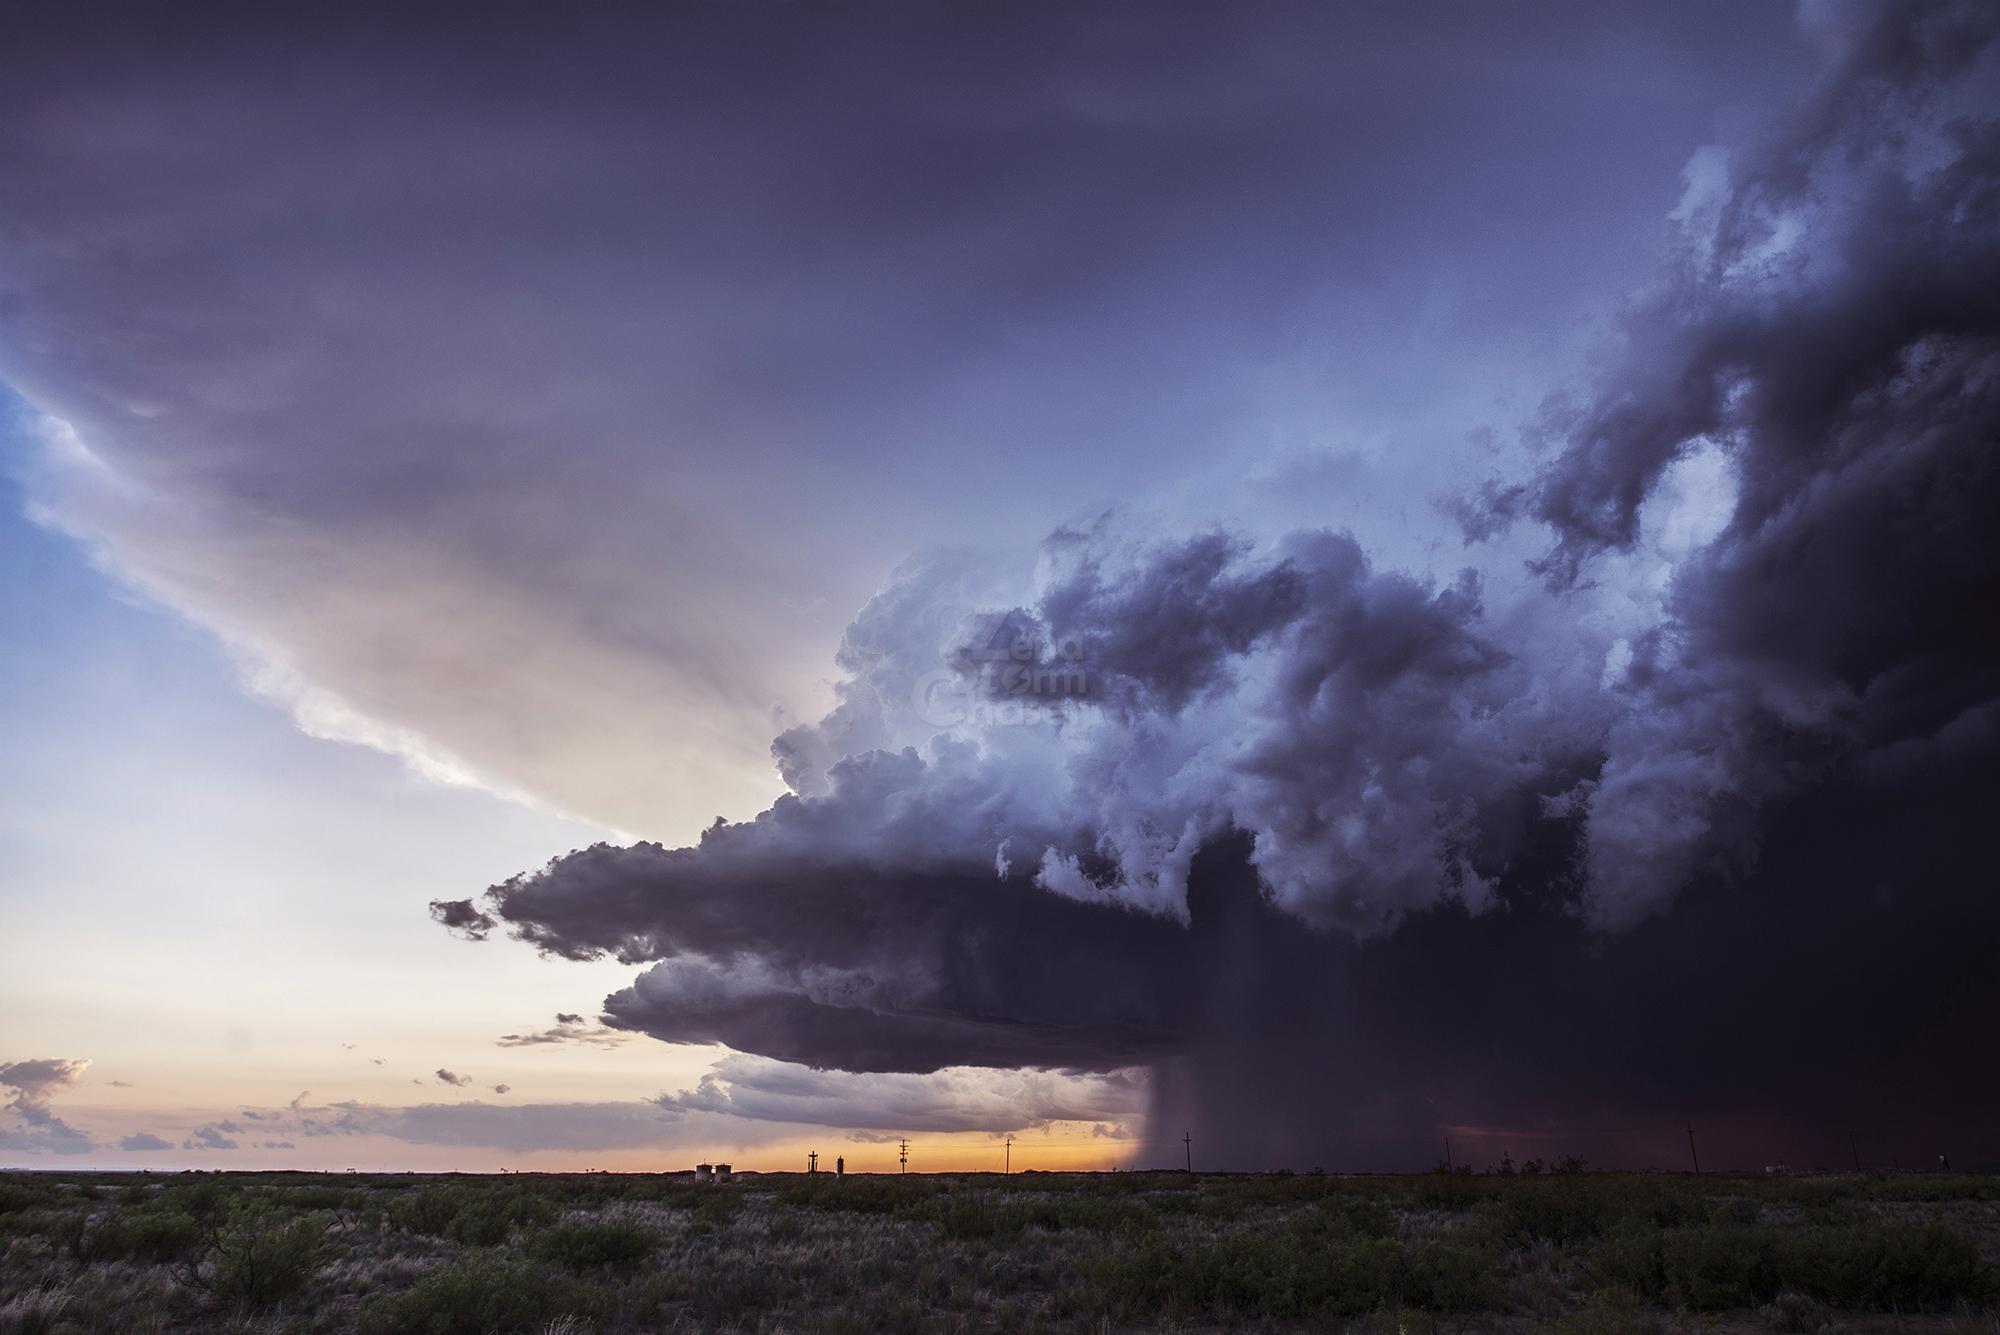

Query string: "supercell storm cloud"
[3, 0, 1997, 1173]
[433, 3, 2000, 1167]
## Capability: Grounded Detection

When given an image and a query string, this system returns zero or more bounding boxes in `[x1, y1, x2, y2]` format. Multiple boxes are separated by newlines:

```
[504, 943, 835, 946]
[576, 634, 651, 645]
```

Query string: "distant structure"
[694, 1162, 714, 1182]
[715, 1162, 733, 1182]
[899, 1138, 909, 1174]
[836, 1155, 844, 1178]
[808, 1151, 819, 1175]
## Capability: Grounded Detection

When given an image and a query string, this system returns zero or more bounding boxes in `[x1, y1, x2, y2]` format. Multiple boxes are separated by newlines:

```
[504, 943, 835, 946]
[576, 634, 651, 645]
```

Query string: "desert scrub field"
[1, 1169, 1996, 1334]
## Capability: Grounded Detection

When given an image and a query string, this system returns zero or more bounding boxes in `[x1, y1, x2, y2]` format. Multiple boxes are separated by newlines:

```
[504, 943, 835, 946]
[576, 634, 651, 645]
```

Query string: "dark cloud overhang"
[478, 851, 1195, 1074]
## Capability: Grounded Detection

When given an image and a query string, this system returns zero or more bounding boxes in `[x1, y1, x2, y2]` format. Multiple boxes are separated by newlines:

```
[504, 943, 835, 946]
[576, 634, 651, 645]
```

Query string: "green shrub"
[388, 1184, 557, 1243]
[271, 1184, 352, 1211]
[932, 1194, 1027, 1241]
[1073, 1227, 1502, 1321]
[448, 1191, 557, 1246]
[152, 1178, 228, 1224]
[529, 1217, 658, 1270]
[70, 1208, 207, 1264]
[356, 1260, 604, 1335]
[0, 1181, 63, 1216]
[1497, 1180, 1616, 1245]
[388, 1186, 463, 1237]
[777, 1178, 930, 1215]
[207, 1217, 325, 1308]
[688, 1189, 740, 1228]
[1594, 1220, 1993, 1311]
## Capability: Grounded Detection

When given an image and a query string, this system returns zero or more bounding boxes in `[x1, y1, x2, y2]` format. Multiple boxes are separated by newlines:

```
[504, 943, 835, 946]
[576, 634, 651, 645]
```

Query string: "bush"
[448, 1191, 557, 1246]
[207, 1217, 325, 1308]
[687, 1189, 740, 1229]
[0, 1181, 63, 1216]
[388, 1186, 464, 1238]
[1497, 1181, 1616, 1245]
[388, 1184, 557, 1244]
[529, 1217, 659, 1270]
[1073, 1228, 1502, 1321]
[932, 1194, 1027, 1241]
[72, 1208, 206, 1264]
[1594, 1220, 1993, 1311]
[356, 1260, 604, 1335]
[155, 1177, 229, 1221]
[776, 1178, 923, 1214]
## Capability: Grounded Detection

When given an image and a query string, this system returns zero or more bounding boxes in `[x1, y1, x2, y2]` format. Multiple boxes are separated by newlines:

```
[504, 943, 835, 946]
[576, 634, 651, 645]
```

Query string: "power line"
[898, 1138, 909, 1174]
[1004, 1134, 1014, 1175]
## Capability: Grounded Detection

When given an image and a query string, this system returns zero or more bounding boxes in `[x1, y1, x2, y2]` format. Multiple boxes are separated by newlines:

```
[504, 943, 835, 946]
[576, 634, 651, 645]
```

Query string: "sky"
[2, 1, 1996, 1173]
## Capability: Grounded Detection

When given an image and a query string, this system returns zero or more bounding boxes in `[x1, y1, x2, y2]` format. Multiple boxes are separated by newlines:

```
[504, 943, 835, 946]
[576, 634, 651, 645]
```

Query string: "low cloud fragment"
[183, 1123, 238, 1151]
[0, 1058, 95, 1155]
[496, 1014, 628, 1048]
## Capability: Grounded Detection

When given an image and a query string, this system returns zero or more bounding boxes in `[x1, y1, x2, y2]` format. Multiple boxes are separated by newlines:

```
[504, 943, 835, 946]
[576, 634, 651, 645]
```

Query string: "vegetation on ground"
[2, 1167, 1996, 1332]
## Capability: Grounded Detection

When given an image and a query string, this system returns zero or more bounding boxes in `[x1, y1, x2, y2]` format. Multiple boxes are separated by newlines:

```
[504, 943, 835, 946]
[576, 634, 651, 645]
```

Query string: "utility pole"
[1183, 1131, 1193, 1175]
[808, 1151, 818, 1175]
[1445, 1137, 1452, 1170]
[898, 1138, 909, 1175]
[1004, 1134, 1013, 1175]
[1685, 1122, 1701, 1175]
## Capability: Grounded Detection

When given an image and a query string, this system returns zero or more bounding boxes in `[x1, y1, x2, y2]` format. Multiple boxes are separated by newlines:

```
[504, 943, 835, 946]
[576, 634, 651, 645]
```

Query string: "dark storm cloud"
[468, 527, 1576, 1075]
[434, 1069, 472, 1088]
[119, 1132, 172, 1152]
[1463, 0, 2000, 926]
[453, 3, 2000, 1166]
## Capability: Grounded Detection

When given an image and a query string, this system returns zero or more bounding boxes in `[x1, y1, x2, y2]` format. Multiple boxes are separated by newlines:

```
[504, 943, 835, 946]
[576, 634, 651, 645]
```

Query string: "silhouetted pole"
[808, 1151, 818, 1175]
[1183, 1132, 1193, 1174]
[1685, 1122, 1701, 1174]
[1005, 1134, 1013, 1174]
[898, 1138, 909, 1174]
[1445, 1138, 1452, 1170]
